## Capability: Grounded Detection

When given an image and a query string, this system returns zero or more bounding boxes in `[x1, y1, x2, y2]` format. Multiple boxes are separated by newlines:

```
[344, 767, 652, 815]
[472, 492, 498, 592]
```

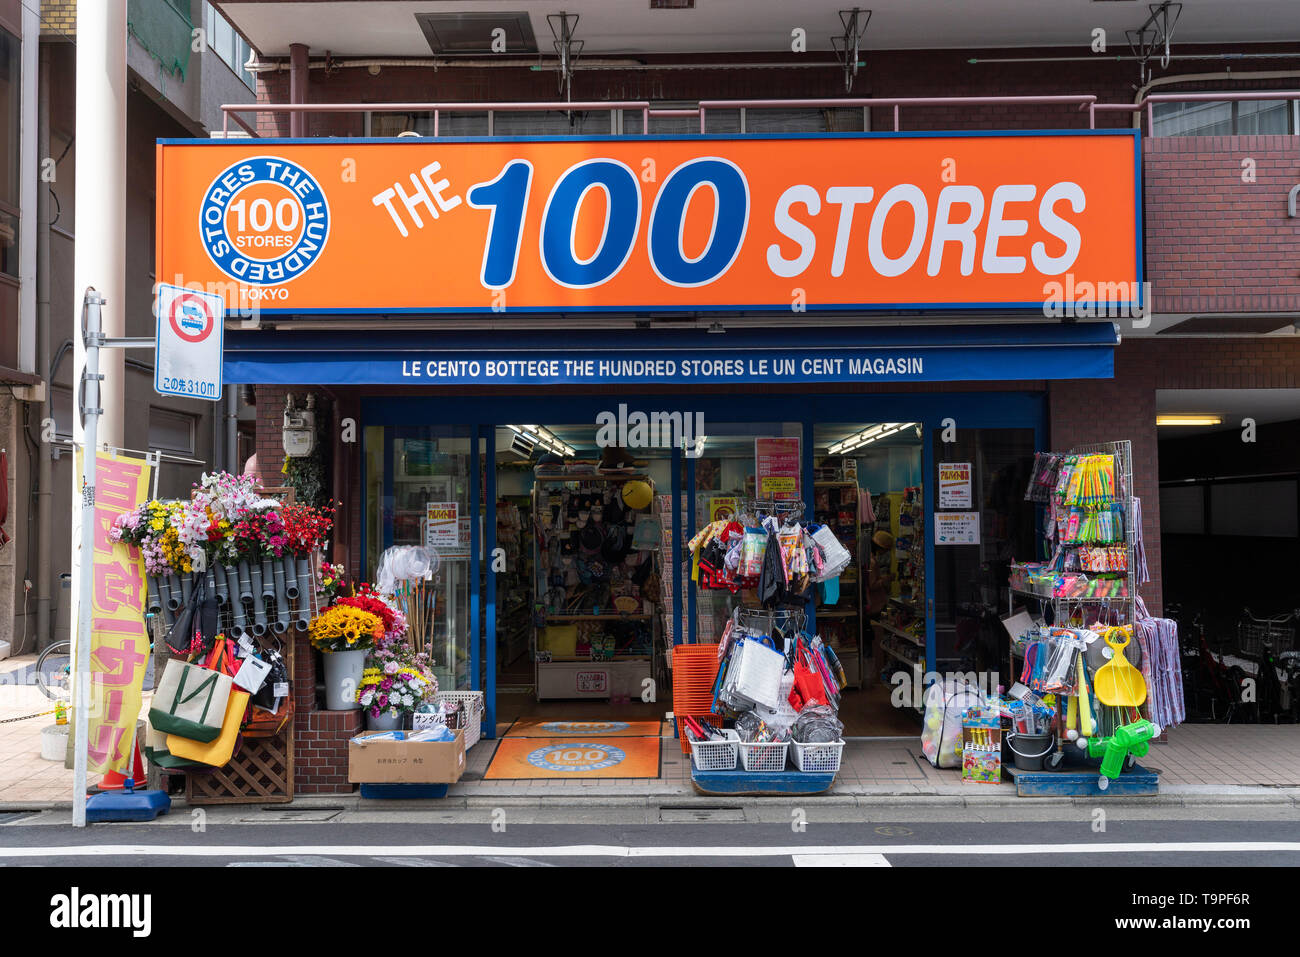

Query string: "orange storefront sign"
[156, 132, 1140, 315]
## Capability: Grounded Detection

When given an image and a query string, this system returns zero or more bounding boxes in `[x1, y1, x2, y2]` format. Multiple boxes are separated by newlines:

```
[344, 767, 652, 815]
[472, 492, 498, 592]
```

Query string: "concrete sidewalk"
[4, 690, 1299, 808]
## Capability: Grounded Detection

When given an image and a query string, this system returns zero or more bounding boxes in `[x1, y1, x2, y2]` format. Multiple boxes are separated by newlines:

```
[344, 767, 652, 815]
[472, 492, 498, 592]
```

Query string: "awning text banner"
[157, 132, 1141, 316]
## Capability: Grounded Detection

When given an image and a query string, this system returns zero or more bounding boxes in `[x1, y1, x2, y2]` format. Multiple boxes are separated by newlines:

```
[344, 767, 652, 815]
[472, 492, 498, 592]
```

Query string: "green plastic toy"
[1085, 719, 1159, 790]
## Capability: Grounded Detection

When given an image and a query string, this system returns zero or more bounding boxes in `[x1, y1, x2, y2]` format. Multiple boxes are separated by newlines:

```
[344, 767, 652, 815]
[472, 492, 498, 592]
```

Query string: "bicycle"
[33, 639, 71, 703]
[1171, 604, 1248, 723]
[1238, 608, 1297, 724]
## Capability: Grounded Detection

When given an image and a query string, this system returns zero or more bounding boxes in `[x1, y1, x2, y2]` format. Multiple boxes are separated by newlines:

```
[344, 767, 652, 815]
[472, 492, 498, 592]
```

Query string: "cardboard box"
[347, 728, 466, 785]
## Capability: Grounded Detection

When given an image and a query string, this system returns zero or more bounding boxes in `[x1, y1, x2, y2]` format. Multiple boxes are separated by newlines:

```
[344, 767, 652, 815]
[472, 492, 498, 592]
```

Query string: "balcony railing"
[222, 91, 1300, 139]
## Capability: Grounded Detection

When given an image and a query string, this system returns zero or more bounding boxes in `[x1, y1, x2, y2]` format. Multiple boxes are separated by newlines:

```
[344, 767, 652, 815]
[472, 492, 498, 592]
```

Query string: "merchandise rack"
[1009, 440, 1138, 627]
[1004, 439, 1154, 783]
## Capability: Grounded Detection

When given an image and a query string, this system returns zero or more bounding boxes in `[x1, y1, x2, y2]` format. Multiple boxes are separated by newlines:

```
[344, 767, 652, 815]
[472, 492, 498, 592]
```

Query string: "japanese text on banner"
[73, 451, 153, 774]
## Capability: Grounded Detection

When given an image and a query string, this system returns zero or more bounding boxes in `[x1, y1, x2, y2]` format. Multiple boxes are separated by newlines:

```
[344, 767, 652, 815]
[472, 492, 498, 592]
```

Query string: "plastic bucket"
[1006, 732, 1055, 771]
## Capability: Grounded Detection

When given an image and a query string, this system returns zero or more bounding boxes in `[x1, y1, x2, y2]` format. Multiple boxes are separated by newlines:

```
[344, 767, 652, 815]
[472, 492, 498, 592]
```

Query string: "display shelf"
[545, 654, 652, 662]
[815, 609, 858, 619]
[877, 620, 924, 647]
[880, 642, 921, 667]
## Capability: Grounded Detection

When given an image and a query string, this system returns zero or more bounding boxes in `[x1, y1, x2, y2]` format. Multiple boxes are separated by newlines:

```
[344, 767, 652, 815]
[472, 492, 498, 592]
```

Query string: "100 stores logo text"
[199, 156, 330, 289]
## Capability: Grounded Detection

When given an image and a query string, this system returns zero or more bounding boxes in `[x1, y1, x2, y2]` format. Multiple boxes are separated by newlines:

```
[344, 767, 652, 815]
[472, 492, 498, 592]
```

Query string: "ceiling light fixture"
[509, 424, 575, 456]
[1155, 414, 1223, 427]
[827, 422, 919, 455]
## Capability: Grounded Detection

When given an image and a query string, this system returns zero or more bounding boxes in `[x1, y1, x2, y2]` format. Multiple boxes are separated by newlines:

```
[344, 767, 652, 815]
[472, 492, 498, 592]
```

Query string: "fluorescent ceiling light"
[509, 424, 574, 456]
[1156, 414, 1223, 427]
[827, 423, 919, 455]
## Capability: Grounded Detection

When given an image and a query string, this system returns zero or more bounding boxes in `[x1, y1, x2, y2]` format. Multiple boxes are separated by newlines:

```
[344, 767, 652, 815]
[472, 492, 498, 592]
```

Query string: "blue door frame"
[360, 390, 1047, 738]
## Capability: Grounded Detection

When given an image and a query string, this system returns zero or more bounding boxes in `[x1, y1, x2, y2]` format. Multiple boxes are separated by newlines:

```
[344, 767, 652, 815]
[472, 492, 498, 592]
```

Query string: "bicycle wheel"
[34, 640, 72, 702]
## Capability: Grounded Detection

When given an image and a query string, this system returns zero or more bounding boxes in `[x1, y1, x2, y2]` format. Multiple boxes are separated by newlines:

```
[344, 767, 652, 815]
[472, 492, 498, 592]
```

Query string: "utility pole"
[71, 0, 127, 828]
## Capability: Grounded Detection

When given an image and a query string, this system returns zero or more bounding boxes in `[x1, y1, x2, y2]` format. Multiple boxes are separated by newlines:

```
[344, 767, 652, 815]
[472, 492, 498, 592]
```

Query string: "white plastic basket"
[791, 739, 845, 774]
[688, 728, 740, 771]
[737, 739, 789, 772]
[433, 691, 484, 750]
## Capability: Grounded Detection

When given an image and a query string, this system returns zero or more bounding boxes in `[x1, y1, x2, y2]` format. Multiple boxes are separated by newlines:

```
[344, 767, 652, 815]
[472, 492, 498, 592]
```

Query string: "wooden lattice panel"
[185, 732, 294, 805]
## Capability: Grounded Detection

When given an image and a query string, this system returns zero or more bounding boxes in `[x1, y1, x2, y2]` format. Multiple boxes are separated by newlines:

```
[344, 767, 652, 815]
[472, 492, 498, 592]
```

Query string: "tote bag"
[148, 660, 233, 743]
[167, 690, 250, 767]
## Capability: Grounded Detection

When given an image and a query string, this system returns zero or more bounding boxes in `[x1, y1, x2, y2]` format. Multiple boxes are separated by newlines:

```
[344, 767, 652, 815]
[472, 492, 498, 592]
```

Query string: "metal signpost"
[71, 285, 224, 827]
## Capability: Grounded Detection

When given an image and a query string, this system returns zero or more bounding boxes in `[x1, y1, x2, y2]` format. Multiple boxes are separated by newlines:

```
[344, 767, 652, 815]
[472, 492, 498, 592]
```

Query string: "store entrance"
[360, 391, 1047, 739]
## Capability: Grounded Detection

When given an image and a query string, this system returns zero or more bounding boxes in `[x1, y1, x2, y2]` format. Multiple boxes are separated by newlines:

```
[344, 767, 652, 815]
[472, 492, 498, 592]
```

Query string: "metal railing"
[221, 90, 1300, 138]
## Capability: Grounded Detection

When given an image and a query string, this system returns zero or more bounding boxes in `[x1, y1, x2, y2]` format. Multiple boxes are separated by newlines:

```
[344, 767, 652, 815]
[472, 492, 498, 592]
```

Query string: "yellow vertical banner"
[73, 450, 154, 774]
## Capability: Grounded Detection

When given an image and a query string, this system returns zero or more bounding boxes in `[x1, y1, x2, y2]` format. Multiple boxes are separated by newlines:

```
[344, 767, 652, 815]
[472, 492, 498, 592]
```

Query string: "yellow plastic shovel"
[1093, 626, 1147, 707]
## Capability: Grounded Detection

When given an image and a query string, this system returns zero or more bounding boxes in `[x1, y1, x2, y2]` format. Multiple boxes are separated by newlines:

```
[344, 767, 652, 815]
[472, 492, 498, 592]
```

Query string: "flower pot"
[204, 565, 217, 604]
[294, 607, 312, 631]
[284, 556, 300, 600]
[296, 556, 313, 596]
[180, 572, 193, 606]
[364, 710, 406, 731]
[260, 558, 276, 601]
[273, 560, 290, 633]
[167, 574, 183, 610]
[249, 560, 265, 603]
[322, 648, 367, 711]
[213, 564, 229, 606]
[251, 599, 268, 636]
[231, 593, 248, 636]
[236, 561, 253, 604]
[145, 576, 162, 615]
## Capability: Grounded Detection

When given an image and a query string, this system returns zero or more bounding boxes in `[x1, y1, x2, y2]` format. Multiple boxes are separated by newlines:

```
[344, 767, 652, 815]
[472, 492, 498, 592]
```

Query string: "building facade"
[153, 0, 1300, 791]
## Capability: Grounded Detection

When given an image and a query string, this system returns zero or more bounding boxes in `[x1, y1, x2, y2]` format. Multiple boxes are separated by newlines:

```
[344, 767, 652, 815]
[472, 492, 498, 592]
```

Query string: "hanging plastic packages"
[739, 526, 767, 579]
[810, 524, 851, 580]
[921, 679, 985, 768]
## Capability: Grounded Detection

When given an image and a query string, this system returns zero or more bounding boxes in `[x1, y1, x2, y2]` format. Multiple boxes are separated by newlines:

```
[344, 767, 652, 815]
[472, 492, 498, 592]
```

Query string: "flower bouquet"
[357, 653, 439, 722]
[308, 604, 385, 653]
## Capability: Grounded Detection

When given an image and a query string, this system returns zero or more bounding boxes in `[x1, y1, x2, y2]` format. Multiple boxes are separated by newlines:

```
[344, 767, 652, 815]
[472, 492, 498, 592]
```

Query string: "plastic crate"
[360, 783, 449, 800]
[688, 728, 740, 771]
[433, 691, 484, 750]
[738, 739, 789, 772]
[791, 740, 845, 774]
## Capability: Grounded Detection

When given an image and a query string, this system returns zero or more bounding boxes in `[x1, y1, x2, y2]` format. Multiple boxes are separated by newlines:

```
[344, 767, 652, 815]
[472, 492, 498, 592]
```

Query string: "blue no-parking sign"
[155, 282, 224, 401]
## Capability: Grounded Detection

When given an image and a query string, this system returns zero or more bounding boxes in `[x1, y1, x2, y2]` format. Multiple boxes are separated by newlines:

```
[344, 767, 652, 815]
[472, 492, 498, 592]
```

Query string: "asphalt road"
[2, 810, 1298, 867]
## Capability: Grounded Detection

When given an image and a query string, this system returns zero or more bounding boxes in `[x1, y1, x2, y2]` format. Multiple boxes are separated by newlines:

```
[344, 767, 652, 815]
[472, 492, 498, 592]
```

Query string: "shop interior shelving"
[530, 473, 660, 700]
[813, 480, 867, 688]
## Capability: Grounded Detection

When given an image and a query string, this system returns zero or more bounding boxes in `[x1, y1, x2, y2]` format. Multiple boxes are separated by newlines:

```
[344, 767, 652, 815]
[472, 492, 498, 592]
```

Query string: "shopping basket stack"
[672, 644, 723, 754]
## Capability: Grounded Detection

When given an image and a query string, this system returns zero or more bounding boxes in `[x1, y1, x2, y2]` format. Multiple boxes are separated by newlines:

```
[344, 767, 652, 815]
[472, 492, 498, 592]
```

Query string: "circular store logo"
[199, 156, 330, 285]
[539, 721, 630, 735]
[526, 742, 627, 773]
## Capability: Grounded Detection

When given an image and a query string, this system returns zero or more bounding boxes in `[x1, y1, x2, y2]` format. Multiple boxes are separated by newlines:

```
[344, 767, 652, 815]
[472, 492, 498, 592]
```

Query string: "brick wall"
[255, 384, 361, 794]
[1145, 136, 1300, 315]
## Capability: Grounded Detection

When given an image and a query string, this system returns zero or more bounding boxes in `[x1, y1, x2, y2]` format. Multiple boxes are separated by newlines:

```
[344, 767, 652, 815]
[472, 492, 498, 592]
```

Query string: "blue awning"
[223, 321, 1116, 386]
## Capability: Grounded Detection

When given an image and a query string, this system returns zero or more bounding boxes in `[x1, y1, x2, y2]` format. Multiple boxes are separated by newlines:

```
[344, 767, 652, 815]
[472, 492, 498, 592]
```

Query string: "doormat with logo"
[504, 718, 663, 738]
[484, 736, 661, 780]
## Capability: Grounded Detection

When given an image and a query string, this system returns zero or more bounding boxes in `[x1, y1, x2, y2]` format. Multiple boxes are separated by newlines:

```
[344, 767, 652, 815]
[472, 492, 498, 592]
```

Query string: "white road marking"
[0, 841, 1296, 859]
[793, 853, 891, 867]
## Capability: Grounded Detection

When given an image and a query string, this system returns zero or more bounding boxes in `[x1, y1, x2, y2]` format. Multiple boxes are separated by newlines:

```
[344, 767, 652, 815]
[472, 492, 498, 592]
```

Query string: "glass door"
[365, 425, 475, 691]
[929, 427, 1038, 689]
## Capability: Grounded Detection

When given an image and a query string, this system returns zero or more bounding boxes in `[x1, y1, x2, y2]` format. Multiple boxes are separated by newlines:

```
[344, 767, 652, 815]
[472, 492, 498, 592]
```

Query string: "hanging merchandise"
[1133, 597, 1185, 729]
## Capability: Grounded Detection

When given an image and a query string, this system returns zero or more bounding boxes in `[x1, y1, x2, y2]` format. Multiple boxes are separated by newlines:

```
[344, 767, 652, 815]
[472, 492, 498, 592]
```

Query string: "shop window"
[149, 407, 197, 456]
[1151, 98, 1294, 137]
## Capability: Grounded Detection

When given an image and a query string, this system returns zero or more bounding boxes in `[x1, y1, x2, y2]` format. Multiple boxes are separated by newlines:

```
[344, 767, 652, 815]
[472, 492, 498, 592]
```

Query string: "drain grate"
[238, 808, 343, 823]
[659, 805, 745, 823]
